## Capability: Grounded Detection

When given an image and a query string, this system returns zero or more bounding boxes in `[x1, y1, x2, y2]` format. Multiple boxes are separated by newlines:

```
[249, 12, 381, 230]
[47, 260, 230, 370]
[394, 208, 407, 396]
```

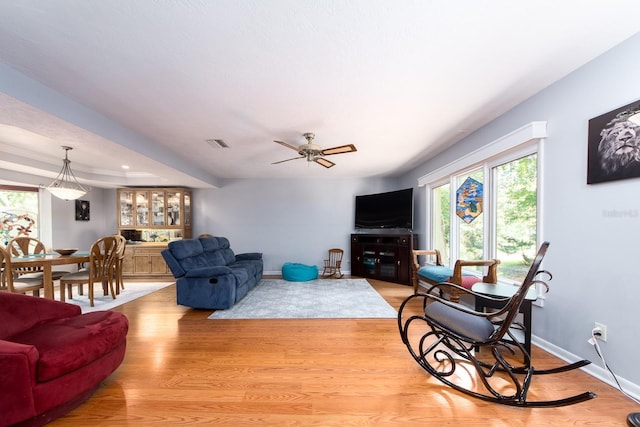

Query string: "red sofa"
[0, 292, 128, 427]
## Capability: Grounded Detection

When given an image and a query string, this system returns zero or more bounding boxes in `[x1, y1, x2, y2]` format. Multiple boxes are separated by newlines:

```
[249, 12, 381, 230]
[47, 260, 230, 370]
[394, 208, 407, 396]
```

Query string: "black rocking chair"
[397, 242, 596, 407]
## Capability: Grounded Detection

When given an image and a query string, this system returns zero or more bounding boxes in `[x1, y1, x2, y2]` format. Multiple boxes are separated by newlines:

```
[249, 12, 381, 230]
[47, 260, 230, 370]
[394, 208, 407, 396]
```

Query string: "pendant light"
[47, 146, 90, 201]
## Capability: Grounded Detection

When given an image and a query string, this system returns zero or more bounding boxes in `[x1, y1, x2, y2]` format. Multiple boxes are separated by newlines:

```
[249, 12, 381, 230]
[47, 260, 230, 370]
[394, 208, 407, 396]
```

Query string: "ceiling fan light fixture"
[206, 139, 229, 148]
[272, 132, 356, 169]
[47, 146, 90, 201]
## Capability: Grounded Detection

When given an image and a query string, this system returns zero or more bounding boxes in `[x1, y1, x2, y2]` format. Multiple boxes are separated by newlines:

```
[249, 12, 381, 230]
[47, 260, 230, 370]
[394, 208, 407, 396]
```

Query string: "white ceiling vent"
[206, 139, 229, 148]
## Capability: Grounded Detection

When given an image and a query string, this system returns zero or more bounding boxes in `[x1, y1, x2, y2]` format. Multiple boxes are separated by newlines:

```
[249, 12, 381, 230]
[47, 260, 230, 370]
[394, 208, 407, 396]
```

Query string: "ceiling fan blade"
[321, 144, 357, 156]
[274, 140, 300, 152]
[272, 156, 305, 165]
[315, 157, 335, 168]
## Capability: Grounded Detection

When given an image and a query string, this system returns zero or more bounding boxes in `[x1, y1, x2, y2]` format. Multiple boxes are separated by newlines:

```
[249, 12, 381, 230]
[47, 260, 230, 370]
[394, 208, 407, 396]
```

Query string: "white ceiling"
[0, 1, 639, 188]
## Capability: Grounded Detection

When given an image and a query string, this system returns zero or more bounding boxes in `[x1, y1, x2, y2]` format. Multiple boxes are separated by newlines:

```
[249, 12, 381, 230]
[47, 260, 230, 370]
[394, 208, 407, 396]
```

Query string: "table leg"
[522, 300, 532, 356]
[43, 265, 54, 299]
[474, 296, 532, 361]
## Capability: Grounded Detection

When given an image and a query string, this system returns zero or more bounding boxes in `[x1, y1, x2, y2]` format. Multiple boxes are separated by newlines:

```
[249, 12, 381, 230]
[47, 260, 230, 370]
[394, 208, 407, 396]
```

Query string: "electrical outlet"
[594, 322, 607, 342]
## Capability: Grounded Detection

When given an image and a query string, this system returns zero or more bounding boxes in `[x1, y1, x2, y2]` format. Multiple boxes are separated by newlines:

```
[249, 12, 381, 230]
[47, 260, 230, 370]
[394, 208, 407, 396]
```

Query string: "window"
[0, 185, 40, 246]
[428, 154, 538, 283]
[432, 183, 450, 265]
[420, 122, 546, 285]
[494, 154, 537, 282]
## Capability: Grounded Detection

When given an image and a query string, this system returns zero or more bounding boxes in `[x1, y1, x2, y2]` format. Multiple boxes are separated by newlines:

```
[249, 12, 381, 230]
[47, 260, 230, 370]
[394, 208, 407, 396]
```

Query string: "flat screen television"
[355, 188, 413, 230]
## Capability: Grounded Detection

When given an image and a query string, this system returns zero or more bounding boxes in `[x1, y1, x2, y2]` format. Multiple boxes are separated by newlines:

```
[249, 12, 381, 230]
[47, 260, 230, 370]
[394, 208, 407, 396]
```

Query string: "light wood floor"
[51, 278, 637, 426]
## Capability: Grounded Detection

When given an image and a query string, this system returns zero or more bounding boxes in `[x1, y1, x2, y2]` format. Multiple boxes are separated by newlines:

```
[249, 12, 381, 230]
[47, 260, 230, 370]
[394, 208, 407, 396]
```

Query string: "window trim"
[0, 185, 38, 193]
[418, 121, 547, 186]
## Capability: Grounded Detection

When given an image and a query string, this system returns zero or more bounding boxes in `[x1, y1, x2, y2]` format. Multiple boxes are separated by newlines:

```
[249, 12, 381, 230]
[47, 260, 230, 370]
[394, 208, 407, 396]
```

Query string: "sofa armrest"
[0, 340, 39, 425]
[184, 266, 233, 278]
[235, 252, 263, 261]
[0, 292, 81, 339]
[161, 248, 186, 278]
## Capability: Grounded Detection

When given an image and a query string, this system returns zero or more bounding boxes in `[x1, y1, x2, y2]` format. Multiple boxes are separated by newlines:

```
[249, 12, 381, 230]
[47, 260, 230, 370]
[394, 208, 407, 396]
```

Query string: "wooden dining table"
[10, 252, 90, 300]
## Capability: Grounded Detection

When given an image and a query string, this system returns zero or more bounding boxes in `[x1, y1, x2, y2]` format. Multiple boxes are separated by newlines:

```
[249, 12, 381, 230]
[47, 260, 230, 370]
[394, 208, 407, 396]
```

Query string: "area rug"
[54, 281, 174, 313]
[208, 278, 397, 319]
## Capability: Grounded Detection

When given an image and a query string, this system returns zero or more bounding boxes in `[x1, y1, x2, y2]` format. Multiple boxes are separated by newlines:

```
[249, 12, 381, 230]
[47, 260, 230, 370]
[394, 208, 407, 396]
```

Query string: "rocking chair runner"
[321, 248, 344, 278]
[398, 242, 596, 407]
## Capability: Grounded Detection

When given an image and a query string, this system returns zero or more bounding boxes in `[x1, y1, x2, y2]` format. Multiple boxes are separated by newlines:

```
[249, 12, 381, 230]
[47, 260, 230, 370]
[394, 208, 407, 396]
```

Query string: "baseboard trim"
[265, 269, 352, 276]
[532, 334, 640, 401]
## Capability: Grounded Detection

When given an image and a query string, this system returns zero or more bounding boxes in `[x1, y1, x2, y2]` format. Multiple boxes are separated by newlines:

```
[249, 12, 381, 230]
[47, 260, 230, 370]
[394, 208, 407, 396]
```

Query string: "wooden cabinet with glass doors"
[117, 188, 192, 239]
[117, 187, 192, 279]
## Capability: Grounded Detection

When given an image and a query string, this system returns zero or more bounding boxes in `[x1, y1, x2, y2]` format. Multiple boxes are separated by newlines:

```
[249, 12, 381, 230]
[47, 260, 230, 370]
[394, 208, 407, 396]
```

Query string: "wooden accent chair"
[0, 245, 45, 296]
[7, 236, 70, 280]
[411, 249, 500, 302]
[59, 236, 119, 307]
[114, 234, 127, 295]
[398, 242, 596, 407]
[321, 248, 344, 278]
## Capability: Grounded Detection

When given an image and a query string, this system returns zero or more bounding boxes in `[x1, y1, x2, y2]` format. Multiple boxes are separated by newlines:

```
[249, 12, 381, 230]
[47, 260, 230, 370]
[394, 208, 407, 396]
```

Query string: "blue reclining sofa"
[161, 236, 263, 309]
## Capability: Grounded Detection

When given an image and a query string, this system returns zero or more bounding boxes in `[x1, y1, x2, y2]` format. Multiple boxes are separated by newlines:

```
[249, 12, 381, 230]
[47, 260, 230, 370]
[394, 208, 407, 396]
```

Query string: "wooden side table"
[472, 282, 537, 356]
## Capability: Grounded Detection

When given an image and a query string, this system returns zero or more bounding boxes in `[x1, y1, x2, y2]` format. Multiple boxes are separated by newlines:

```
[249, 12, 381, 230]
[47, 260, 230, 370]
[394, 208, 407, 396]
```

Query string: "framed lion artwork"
[587, 99, 640, 184]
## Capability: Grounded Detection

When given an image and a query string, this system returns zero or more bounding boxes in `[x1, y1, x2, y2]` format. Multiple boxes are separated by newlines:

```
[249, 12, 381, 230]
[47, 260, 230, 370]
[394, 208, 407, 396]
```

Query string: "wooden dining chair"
[59, 236, 119, 307]
[0, 245, 45, 296]
[113, 234, 127, 295]
[8, 236, 71, 280]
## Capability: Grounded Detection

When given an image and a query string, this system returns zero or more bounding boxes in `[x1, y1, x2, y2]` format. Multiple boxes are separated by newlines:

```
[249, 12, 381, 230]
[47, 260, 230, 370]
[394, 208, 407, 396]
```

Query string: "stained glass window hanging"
[456, 177, 483, 224]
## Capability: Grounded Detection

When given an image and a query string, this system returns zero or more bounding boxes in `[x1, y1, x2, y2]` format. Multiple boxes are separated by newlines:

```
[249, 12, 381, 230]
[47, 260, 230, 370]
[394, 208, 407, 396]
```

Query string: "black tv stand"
[350, 232, 418, 286]
[353, 228, 412, 235]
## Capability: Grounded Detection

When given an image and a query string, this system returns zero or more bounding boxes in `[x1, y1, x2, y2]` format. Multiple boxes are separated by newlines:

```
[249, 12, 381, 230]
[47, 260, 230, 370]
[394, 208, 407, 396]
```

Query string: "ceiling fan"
[272, 132, 357, 168]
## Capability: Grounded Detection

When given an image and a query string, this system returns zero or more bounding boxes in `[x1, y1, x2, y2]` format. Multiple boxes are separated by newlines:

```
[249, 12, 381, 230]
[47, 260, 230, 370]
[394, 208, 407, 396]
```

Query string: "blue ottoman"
[282, 262, 318, 281]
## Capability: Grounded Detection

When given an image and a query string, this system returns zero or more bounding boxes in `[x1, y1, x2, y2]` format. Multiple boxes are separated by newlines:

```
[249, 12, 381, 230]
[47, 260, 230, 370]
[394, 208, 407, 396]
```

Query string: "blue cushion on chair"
[282, 262, 318, 281]
[418, 265, 481, 289]
[418, 265, 454, 283]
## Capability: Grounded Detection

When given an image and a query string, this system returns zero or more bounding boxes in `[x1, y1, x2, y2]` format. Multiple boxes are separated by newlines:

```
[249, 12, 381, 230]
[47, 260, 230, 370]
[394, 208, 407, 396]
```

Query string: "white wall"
[400, 33, 640, 387]
[193, 177, 396, 273]
[49, 187, 112, 249]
